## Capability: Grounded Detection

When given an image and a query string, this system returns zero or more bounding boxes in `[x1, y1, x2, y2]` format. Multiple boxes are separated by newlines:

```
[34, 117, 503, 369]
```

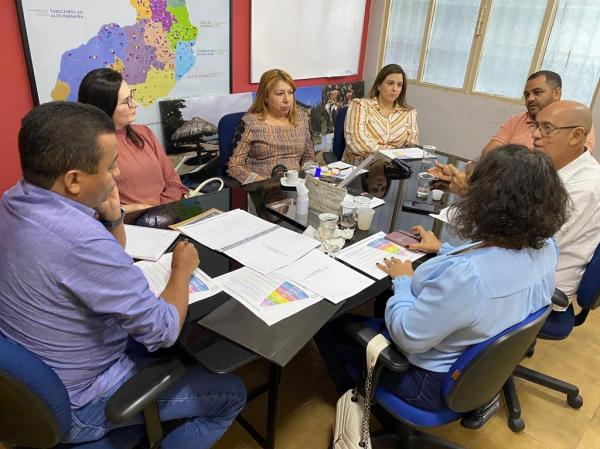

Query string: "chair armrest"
[105, 358, 187, 423]
[551, 288, 569, 308]
[344, 322, 410, 373]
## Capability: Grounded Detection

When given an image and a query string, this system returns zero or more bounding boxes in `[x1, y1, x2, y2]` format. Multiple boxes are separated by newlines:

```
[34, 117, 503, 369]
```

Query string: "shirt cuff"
[243, 172, 259, 184]
[392, 275, 412, 292]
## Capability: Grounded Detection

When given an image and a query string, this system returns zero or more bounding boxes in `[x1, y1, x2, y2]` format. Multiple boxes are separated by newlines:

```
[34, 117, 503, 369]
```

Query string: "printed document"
[178, 209, 276, 251]
[276, 249, 374, 304]
[336, 232, 425, 280]
[225, 226, 320, 273]
[378, 147, 426, 160]
[214, 267, 323, 325]
[135, 252, 221, 304]
[124, 225, 179, 261]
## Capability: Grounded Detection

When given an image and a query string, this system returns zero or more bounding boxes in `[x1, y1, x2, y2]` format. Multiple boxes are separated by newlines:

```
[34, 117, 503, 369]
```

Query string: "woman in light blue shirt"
[316, 145, 569, 410]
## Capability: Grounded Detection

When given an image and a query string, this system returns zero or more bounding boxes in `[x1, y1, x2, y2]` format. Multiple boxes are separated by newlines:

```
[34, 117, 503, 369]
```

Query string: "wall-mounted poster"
[17, 0, 230, 142]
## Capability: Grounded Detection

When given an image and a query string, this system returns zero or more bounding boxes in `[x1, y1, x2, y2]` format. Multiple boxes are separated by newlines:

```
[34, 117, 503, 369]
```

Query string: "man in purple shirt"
[0, 102, 245, 448]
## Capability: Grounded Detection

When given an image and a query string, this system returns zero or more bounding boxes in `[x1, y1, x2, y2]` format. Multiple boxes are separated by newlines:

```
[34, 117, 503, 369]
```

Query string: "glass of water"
[421, 145, 437, 168]
[417, 172, 435, 199]
[339, 201, 357, 229]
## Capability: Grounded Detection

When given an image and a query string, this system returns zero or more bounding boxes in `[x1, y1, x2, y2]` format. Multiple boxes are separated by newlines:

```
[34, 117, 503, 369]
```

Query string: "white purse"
[332, 334, 391, 449]
[185, 177, 224, 198]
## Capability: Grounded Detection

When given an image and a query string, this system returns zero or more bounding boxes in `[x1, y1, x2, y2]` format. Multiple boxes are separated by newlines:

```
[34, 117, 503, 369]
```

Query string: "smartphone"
[385, 230, 421, 247]
[402, 200, 441, 215]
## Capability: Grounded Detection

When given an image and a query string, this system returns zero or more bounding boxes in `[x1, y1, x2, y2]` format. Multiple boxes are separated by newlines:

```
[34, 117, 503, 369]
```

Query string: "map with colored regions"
[19, 0, 229, 140]
[51, 0, 198, 106]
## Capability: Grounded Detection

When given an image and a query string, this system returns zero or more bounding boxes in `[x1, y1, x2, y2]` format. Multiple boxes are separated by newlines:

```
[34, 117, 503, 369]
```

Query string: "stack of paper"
[378, 147, 426, 160]
[214, 267, 323, 325]
[135, 252, 221, 304]
[276, 249, 375, 304]
[336, 231, 425, 280]
[178, 209, 320, 273]
[124, 225, 179, 261]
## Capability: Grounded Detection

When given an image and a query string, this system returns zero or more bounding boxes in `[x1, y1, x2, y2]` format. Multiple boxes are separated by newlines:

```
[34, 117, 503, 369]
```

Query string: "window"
[383, 0, 600, 105]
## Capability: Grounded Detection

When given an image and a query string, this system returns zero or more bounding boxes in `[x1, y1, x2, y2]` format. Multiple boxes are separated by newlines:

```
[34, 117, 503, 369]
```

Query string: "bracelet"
[100, 207, 125, 230]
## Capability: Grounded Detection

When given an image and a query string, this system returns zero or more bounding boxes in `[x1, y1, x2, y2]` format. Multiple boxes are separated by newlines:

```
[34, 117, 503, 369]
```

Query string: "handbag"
[332, 334, 391, 449]
[185, 177, 224, 198]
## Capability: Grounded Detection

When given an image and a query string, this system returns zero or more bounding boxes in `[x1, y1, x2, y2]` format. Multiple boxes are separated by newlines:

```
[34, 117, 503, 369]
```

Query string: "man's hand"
[377, 257, 414, 278]
[428, 162, 468, 196]
[171, 240, 200, 278]
[407, 225, 442, 253]
[96, 185, 121, 221]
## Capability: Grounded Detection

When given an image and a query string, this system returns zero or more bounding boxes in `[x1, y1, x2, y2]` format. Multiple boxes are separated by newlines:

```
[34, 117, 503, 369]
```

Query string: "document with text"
[378, 147, 425, 160]
[124, 225, 180, 261]
[336, 232, 425, 280]
[214, 267, 323, 325]
[276, 249, 375, 304]
[135, 252, 221, 304]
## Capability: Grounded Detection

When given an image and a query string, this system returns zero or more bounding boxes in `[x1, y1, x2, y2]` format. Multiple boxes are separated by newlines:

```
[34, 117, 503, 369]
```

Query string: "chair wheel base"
[508, 417, 525, 432]
[568, 395, 583, 409]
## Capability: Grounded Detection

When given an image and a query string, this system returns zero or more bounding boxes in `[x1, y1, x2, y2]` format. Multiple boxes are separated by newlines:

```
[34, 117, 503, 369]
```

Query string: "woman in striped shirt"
[343, 64, 419, 165]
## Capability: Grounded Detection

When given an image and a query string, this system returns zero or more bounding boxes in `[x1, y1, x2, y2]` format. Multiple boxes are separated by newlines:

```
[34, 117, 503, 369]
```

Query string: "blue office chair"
[217, 112, 246, 177]
[0, 334, 187, 449]
[503, 243, 600, 432]
[344, 306, 551, 448]
[331, 106, 348, 161]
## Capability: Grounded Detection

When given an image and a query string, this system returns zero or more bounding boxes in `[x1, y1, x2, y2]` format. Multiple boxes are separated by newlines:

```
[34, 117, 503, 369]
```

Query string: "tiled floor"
[213, 305, 600, 449]
[3, 306, 598, 449]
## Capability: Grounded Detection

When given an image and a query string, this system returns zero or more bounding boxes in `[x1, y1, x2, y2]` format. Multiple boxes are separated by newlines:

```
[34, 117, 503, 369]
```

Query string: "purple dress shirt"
[0, 181, 179, 408]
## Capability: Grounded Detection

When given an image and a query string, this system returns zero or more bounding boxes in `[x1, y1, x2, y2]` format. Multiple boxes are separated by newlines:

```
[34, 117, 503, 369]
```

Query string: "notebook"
[124, 225, 180, 261]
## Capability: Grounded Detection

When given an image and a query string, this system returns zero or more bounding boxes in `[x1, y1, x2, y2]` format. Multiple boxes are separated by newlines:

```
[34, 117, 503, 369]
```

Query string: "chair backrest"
[577, 242, 600, 310]
[442, 306, 551, 413]
[0, 334, 71, 447]
[331, 106, 348, 161]
[217, 112, 246, 176]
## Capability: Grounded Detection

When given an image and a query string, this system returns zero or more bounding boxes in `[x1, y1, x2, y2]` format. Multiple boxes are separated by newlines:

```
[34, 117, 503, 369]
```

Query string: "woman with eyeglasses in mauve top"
[78, 68, 188, 213]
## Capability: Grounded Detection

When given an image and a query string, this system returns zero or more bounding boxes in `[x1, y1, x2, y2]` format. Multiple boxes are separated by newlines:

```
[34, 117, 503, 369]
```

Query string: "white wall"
[364, 2, 600, 162]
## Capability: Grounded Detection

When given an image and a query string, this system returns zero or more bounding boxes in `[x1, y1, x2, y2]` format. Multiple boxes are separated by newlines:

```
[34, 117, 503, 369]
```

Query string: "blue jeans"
[64, 357, 246, 449]
[314, 314, 446, 411]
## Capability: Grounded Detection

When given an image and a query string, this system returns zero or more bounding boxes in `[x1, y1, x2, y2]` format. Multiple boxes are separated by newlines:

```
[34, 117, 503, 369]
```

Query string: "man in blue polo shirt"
[0, 102, 245, 448]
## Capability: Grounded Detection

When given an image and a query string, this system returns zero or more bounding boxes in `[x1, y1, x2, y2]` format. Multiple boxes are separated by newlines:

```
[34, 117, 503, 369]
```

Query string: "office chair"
[217, 112, 246, 177]
[503, 243, 600, 432]
[332, 106, 348, 161]
[343, 306, 551, 448]
[0, 334, 188, 449]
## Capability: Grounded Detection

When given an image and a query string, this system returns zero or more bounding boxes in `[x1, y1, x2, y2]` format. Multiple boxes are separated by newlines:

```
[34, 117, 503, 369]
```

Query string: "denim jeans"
[63, 357, 246, 449]
[314, 314, 446, 411]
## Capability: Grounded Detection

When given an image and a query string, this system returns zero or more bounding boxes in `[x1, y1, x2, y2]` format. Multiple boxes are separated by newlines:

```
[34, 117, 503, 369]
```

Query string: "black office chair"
[322, 106, 348, 165]
[0, 334, 188, 449]
[217, 112, 246, 177]
[343, 306, 551, 448]
[503, 243, 600, 432]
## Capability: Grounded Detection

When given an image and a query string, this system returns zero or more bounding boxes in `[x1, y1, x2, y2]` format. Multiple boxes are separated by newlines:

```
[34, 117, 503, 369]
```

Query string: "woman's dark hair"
[452, 145, 569, 250]
[368, 64, 410, 109]
[78, 68, 144, 148]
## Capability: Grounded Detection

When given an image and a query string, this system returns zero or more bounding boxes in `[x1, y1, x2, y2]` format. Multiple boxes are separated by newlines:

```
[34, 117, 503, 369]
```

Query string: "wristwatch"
[100, 207, 125, 230]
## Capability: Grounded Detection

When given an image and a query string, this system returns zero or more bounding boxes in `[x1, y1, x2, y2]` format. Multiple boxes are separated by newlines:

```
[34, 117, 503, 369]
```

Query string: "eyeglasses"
[323, 165, 352, 177]
[529, 122, 582, 136]
[119, 89, 136, 109]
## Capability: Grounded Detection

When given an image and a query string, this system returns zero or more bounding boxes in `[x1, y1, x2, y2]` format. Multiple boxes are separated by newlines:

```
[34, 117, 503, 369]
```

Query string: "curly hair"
[451, 145, 569, 249]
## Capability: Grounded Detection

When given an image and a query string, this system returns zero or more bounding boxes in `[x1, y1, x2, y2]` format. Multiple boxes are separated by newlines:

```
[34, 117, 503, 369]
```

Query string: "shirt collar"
[558, 149, 594, 182]
[368, 97, 404, 113]
[18, 180, 97, 218]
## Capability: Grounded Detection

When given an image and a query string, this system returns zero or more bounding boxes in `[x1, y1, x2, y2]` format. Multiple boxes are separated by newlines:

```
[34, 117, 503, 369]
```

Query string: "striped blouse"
[227, 111, 316, 184]
[343, 98, 419, 165]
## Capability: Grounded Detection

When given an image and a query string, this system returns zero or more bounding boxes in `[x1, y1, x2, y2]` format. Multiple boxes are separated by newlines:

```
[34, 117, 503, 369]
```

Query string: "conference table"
[126, 151, 466, 448]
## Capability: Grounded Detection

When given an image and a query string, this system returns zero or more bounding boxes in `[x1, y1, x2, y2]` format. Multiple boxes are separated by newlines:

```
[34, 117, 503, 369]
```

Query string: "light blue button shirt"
[385, 240, 558, 372]
[0, 181, 179, 407]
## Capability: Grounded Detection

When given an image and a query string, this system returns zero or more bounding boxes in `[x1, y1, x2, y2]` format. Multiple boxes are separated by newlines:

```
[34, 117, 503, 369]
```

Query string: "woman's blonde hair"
[248, 69, 298, 125]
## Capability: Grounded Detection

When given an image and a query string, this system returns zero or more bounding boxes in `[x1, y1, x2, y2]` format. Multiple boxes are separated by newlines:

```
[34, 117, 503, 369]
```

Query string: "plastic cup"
[353, 196, 371, 208]
[417, 172, 434, 199]
[422, 145, 437, 166]
[339, 200, 357, 229]
[318, 212, 338, 240]
[357, 207, 375, 231]
[431, 189, 444, 201]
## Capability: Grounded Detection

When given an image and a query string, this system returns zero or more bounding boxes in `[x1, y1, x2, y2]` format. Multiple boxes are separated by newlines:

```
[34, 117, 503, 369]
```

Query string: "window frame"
[378, 0, 599, 109]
